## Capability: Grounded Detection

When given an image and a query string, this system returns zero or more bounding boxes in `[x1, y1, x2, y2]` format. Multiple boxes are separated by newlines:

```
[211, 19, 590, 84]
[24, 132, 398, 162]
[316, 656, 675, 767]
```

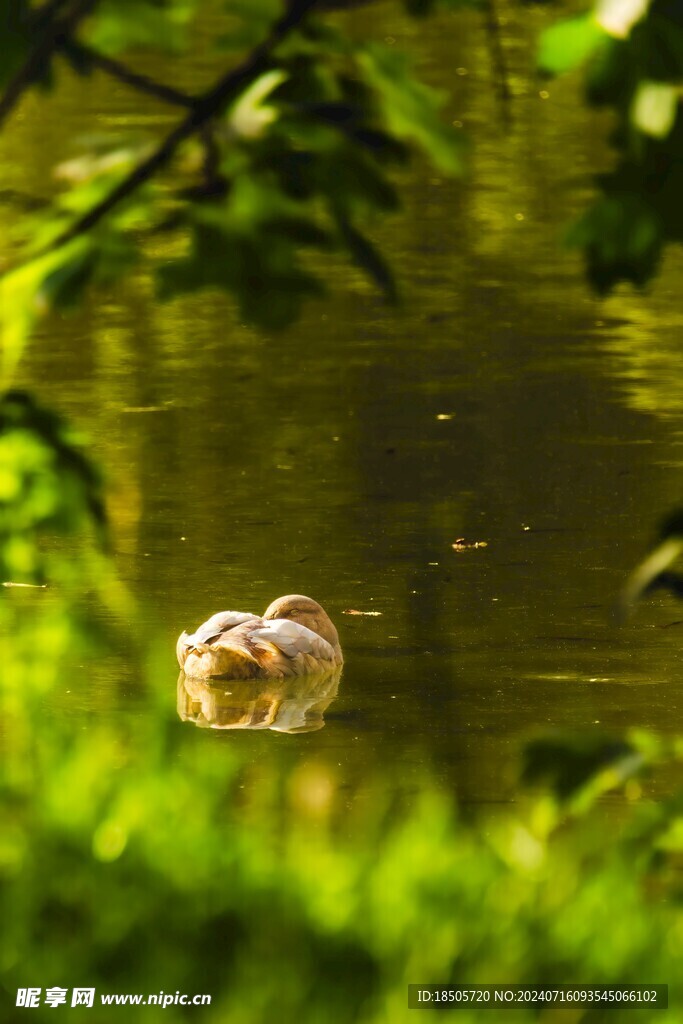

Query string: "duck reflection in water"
[177, 668, 342, 734]
[177, 595, 343, 680]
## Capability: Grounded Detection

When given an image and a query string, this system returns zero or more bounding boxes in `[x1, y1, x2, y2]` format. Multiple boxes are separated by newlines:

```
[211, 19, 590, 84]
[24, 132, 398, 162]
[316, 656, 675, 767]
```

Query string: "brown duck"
[176, 594, 343, 681]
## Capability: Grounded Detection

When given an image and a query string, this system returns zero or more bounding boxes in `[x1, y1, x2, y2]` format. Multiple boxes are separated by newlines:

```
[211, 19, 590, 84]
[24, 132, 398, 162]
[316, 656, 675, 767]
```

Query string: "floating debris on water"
[451, 538, 488, 552]
[343, 609, 383, 616]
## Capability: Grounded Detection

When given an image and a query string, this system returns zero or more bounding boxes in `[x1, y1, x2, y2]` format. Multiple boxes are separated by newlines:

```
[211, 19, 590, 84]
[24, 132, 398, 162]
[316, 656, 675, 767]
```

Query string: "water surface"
[8, 3, 683, 812]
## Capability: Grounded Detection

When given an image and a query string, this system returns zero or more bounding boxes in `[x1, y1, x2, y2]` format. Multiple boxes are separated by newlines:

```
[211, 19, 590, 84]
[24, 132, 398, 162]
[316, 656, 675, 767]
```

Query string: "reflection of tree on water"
[617, 510, 683, 622]
[177, 668, 342, 734]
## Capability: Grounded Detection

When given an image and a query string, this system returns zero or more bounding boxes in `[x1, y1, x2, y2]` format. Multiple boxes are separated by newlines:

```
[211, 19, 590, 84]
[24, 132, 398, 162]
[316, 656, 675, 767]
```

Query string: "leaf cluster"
[0, 390, 107, 584]
[539, 0, 683, 291]
[2, 660, 683, 1022]
[0, 0, 464, 355]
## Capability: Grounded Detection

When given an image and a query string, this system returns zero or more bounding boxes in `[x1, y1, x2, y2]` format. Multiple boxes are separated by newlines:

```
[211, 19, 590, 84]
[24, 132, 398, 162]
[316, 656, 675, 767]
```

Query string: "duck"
[176, 594, 343, 680]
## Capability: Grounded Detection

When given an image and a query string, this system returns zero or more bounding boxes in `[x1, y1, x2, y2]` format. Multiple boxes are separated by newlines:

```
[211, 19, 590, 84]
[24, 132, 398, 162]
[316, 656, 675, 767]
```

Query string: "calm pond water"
[7, 3, 683, 816]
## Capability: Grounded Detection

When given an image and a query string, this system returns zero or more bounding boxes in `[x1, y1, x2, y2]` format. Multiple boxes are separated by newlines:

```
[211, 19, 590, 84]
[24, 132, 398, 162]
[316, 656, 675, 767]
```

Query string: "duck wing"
[249, 618, 336, 661]
[178, 611, 258, 667]
[186, 610, 256, 647]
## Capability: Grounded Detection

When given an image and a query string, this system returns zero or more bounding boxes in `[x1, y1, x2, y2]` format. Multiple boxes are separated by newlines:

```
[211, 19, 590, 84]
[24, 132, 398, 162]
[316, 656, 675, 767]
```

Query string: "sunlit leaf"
[0, 262, 44, 385]
[0, 246, 84, 385]
[631, 80, 679, 138]
[538, 14, 608, 75]
[0, 391, 108, 585]
[595, 0, 649, 39]
[226, 69, 289, 140]
[359, 45, 464, 174]
[1, 213, 139, 383]
[85, 0, 197, 54]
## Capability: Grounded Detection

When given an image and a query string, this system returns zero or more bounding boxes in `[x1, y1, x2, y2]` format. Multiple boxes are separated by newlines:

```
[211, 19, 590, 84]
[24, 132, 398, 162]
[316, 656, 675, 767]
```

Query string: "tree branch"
[60, 38, 198, 109]
[34, 0, 321, 258]
[200, 126, 224, 191]
[0, 0, 99, 130]
[482, 0, 512, 129]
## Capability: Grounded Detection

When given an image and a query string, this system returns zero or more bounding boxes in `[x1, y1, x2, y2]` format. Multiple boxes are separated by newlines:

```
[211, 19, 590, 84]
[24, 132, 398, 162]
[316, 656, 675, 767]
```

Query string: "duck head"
[263, 594, 340, 650]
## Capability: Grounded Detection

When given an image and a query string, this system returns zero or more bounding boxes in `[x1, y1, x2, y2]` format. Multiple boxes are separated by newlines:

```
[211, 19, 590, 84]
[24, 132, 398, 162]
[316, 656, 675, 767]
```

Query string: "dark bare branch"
[35, 0, 320, 257]
[482, 0, 512, 129]
[0, 0, 99, 129]
[60, 38, 198, 109]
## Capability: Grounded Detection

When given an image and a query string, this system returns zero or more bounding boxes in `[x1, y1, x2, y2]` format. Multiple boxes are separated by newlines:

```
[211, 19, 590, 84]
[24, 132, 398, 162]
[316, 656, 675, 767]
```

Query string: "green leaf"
[157, 197, 326, 331]
[1, 202, 139, 384]
[594, 0, 649, 40]
[0, 245, 85, 385]
[38, 245, 94, 309]
[0, 0, 33, 88]
[226, 69, 288, 140]
[85, 0, 197, 55]
[631, 14, 683, 81]
[35, 231, 137, 312]
[322, 148, 400, 212]
[522, 733, 643, 810]
[566, 193, 663, 292]
[334, 214, 397, 302]
[0, 390, 108, 583]
[358, 45, 464, 174]
[404, 0, 478, 12]
[217, 0, 281, 50]
[403, 0, 438, 15]
[538, 14, 608, 76]
[631, 81, 679, 139]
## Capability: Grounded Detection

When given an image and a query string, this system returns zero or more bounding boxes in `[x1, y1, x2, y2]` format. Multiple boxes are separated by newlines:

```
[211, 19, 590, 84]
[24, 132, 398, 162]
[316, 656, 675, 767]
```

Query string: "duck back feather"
[177, 595, 342, 681]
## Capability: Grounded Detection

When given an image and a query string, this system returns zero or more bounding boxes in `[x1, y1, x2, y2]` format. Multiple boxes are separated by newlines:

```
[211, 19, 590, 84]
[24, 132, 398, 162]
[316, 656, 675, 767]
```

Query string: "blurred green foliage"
[2, 0, 681, 368]
[3, 2, 683, 1019]
[0, 398, 682, 1020]
[0, 390, 106, 584]
[3, 625, 683, 1021]
[0, 390, 130, 700]
[0, 0, 467, 360]
[538, 0, 683, 291]
[0, 389, 680, 1023]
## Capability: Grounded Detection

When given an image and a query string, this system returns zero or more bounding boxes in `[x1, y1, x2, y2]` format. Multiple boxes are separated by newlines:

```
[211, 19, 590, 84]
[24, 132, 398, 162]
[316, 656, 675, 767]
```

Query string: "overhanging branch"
[0, 0, 99, 129]
[33, 0, 320, 259]
[60, 38, 198, 109]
